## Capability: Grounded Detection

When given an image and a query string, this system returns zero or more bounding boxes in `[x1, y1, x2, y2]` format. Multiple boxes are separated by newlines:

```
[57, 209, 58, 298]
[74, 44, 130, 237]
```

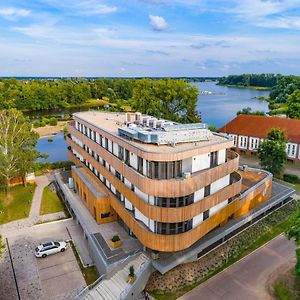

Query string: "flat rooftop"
[72, 165, 108, 198]
[73, 111, 230, 153]
[238, 168, 268, 193]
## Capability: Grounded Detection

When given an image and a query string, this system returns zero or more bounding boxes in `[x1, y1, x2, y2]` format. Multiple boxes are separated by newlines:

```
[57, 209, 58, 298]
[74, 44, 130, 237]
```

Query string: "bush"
[47, 137, 53, 142]
[39, 121, 46, 127]
[112, 235, 120, 242]
[49, 117, 58, 126]
[295, 249, 300, 278]
[284, 174, 300, 184]
[33, 121, 40, 128]
[33, 161, 74, 174]
[41, 117, 50, 125]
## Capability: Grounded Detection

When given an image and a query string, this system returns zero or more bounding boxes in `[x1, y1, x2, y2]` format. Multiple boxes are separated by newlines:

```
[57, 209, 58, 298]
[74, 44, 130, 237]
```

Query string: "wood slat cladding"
[70, 119, 234, 162]
[68, 149, 242, 222]
[67, 134, 239, 197]
[68, 152, 272, 251]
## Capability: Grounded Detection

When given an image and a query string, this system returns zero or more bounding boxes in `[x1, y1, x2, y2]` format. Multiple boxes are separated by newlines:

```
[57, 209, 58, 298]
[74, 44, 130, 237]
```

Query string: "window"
[238, 136, 248, 149]
[204, 185, 210, 197]
[155, 220, 193, 235]
[101, 212, 111, 218]
[154, 194, 194, 207]
[104, 138, 108, 150]
[286, 143, 297, 158]
[125, 149, 130, 165]
[210, 151, 218, 168]
[83, 193, 87, 202]
[203, 209, 209, 220]
[138, 156, 143, 174]
[229, 134, 237, 146]
[249, 137, 259, 151]
[118, 146, 124, 160]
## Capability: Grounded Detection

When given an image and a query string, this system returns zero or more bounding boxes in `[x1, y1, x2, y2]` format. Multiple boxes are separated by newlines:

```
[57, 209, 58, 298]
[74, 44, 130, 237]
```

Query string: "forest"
[218, 74, 280, 88]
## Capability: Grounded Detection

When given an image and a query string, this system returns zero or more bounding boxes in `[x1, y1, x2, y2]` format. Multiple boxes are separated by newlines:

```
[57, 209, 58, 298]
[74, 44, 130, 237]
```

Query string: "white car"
[35, 241, 68, 258]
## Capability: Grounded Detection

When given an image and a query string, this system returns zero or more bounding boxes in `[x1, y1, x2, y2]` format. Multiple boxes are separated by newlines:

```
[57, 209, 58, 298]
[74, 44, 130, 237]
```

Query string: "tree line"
[218, 74, 280, 88]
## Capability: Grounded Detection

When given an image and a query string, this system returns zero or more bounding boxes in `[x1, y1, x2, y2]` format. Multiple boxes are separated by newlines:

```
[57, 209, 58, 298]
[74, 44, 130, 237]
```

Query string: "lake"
[37, 82, 269, 162]
[193, 82, 269, 128]
[37, 132, 69, 162]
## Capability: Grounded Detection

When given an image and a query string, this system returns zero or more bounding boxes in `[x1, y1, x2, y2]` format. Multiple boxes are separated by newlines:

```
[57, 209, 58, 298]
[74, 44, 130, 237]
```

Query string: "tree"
[236, 107, 265, 116]
[258, 128, 287, 178]
[287, 207, 300, 278]
[132, 78, 200, 123]
[0, 109, 40, 189]
[287, 90, 300, 119]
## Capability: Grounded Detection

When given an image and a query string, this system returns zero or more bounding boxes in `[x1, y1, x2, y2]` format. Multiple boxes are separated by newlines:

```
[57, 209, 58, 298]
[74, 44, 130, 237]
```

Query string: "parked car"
[35, 241, 68, 258]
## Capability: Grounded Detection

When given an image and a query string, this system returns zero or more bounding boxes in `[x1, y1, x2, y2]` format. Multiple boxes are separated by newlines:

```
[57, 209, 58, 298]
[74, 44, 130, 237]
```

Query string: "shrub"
[41, 117, 50, 125]
[47, 137, 53, 142]
[129, 265, 135, 277]
[283, 173, 300, 184]
[112, 235, 120, 242]
[39, 121, 46, 127]
[33, 121, 40, 128]
[49, 117, 58, 126]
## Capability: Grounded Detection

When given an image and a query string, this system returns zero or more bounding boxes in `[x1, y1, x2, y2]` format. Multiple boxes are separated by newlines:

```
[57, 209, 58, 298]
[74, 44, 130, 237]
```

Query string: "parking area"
[37, 246, 85, 299]
[1, 220, 87, 300]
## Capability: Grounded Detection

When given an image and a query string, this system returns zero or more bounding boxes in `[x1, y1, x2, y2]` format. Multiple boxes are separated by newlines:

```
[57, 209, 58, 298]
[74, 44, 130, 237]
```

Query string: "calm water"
[193, 82, 269, 128]
[36, 82, 269, 162]
[37, 132, 69, 162]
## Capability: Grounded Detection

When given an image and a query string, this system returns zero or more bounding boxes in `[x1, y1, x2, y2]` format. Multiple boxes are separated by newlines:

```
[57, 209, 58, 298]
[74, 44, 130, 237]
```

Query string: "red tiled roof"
[218, 114, 300, 144]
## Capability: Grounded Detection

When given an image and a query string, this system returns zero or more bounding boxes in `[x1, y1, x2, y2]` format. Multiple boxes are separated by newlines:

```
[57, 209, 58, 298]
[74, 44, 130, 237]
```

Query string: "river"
[36, 82, 269, 162]
[193, 82, 269, 128]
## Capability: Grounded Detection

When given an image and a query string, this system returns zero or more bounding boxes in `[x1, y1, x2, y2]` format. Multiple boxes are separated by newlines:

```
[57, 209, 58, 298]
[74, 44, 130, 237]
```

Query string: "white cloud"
[0, 7, 30, 20]
[149, 15, 168, 31]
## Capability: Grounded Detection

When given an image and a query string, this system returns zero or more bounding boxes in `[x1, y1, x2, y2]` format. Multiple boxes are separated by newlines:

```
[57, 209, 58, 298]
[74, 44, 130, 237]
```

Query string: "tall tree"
[258, 128, 287, 178]
[287, 90, 300, 119]
[0, 109, 40, 189]
[132, 78, 200, 123]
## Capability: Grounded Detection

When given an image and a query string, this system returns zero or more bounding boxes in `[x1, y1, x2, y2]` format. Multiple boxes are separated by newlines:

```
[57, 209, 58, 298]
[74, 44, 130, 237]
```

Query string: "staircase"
[82, 253, 149, 300]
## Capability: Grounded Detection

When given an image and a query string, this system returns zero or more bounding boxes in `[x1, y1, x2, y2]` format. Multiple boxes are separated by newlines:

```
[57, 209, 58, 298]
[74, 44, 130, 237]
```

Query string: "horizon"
[1, 1, 300, 77]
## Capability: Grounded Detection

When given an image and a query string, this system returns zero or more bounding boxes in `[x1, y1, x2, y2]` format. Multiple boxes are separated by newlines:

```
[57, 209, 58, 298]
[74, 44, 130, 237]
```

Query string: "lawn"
[294, 183, 300, 195]
[0, 184, 36, 225]
[40, 185, 65, 215]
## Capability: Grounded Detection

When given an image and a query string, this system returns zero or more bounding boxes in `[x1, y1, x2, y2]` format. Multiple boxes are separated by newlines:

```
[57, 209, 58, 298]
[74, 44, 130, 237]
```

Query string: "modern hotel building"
[66, 111, 272, 253]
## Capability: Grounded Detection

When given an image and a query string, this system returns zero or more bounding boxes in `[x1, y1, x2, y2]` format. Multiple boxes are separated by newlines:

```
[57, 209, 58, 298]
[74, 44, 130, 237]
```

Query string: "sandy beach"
[33, 121, 67, 137]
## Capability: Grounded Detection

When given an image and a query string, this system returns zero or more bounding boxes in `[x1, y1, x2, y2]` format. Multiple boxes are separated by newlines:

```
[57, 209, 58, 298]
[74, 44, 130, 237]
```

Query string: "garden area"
[147, 200, 299, 300]
[0, 184, 36, 225]
[40, 185, 65, 215]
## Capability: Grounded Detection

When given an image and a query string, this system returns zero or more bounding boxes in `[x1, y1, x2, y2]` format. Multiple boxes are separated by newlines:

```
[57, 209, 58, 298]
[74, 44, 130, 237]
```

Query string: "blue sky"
[1, 0, 300, 76]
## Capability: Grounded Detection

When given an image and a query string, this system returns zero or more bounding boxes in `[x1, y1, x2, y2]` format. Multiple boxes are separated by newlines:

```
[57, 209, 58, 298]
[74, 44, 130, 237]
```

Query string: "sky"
[1, 0, 300, 77]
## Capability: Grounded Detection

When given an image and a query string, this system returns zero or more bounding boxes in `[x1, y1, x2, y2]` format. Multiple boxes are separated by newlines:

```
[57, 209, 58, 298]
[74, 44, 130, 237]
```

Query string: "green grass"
[40, 186, 65, 215]
[0, 184, 36, 225]
[294, 183, 300, 195]
[219, 84, 270, 91]
[150, 211, 295, 300]
[273, 281, 293, 300]
[70, 241, 99, 286]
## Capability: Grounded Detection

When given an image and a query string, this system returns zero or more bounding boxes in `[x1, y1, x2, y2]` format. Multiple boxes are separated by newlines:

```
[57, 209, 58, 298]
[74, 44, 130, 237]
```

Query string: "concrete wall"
[192, 153, 210, 173]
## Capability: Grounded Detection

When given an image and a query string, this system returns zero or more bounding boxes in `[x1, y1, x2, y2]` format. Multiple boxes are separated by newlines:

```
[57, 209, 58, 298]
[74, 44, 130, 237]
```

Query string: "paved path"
[240, 155, 300, 178]
[179, 234, 296, 300]
[29, 175, 50, 218]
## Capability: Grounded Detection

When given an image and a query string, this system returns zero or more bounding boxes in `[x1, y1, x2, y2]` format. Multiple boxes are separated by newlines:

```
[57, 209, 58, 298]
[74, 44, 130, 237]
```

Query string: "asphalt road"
[179, 234, 296, 300]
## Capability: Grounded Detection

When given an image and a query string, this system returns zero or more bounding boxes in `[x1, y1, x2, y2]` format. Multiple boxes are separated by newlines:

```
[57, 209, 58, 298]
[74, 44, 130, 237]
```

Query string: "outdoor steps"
[83, 253, 149, 300]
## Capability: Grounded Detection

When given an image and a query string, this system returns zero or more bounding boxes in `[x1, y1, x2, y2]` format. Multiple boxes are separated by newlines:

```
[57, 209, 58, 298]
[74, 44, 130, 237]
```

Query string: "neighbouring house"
[218, 114, 300, 163]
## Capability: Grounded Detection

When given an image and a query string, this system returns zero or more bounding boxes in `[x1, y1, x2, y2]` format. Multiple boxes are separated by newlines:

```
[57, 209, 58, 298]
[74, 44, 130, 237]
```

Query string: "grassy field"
[0, 184, 36, 225]
[150, 208, 296, 300]
[40, 186, 65, 215]
[294, 183, 300, 194]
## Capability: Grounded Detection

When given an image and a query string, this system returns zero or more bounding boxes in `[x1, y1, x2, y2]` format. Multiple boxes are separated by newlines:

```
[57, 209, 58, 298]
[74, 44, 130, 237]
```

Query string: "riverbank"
[33, 121, 67, 137]
[217, 84, 271, 91]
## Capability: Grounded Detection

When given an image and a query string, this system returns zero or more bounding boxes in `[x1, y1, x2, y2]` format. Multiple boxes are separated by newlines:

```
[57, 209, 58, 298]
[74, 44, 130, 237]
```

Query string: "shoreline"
[33, 121, 67, 137]
[217, 84, 271, 91]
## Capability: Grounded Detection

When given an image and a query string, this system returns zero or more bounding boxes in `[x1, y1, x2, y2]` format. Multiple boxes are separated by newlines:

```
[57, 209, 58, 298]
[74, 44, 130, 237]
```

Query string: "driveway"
[1, 220, 86, 300]
[179, 234, 296, 300]
[37, 247, 85, 299]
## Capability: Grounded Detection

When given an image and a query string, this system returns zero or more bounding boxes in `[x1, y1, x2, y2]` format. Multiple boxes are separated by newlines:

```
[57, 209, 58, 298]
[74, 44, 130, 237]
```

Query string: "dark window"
[203, 209, 209, 220]
[118, 146, 124, 160]
[115, 171, 121, 180]
[125, 149, 130, 165]
[101, 212, 111, 218]
[131, 184, 134, 192]
[210, 151, 218, 167]
[204, 185, 210, 197]
[83, 193, 87, 202]
[104, 138, 108, 149]
[138, 156, 143, 174]
[116, 190, 121, 200]
[155, 220, 192, 235]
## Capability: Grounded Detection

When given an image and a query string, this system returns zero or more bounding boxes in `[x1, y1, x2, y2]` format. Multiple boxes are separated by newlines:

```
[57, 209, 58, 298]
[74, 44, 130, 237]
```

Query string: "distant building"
[218, 114, 300, 163]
